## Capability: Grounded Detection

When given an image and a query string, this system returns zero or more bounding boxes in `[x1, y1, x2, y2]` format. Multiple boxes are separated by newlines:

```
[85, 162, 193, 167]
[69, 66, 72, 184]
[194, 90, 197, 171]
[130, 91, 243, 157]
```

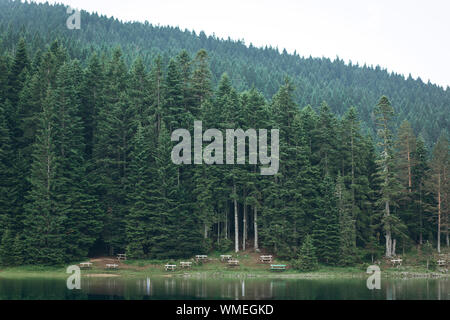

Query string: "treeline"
[0, 0, 449, 149]
[0, 38, 448, 266]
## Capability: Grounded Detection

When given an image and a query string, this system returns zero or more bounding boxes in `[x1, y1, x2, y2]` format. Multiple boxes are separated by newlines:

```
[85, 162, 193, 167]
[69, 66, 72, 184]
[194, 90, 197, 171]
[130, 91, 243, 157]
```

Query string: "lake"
[0, 276, 448, 300]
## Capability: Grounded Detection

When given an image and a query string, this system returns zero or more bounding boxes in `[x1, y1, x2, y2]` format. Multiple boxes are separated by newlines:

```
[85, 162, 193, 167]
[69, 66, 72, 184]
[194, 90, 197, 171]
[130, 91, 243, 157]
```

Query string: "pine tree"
[0, 55, 10, 105]
[335, 174, 357, 265]
[374, 96, 403, 257]
[80, 53, 105, 158]
[148, 124, 180, 258]
[312, 175, 340, 264]
[125, 123, 154, 258]
[0, 229, 14, 266]
[191, 49, 212, 115]
[7, 38, 29, 130]
[293, 235, 318, 271]
[0, 103, 16, 240]
[92, 48, 131, 255]
[395, 120, 417, 194]
[261, 79, 310, 258]
[52, 62, 102, 261]
[164, 58, 184, 132]
[11, 234, 25, 265]
[22, 90, 65, 265]
[149, 55, 165, 136]
[241, 88, 271, 251]
[427, 134, 449, 253]
[412, 137, 432, 245]
[316, 102, 339, 176]
[129, 57, 152, 126]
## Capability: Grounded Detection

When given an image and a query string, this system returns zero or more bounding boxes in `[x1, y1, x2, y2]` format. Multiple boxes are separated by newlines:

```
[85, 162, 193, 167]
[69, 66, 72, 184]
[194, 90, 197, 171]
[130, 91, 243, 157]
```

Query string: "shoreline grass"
[0, 260, 447, 280]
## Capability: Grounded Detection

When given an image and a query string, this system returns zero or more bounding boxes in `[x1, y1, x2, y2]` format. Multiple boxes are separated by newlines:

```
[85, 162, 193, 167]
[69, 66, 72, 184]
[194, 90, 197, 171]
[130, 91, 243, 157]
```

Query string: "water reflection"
[0, 276, 448, 300]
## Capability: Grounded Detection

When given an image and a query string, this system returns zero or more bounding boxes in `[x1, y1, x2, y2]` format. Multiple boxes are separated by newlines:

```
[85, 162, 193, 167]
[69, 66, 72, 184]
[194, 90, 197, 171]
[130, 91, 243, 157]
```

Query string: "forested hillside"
[0, 0, 448, 267]
[0, 0, 448, 147]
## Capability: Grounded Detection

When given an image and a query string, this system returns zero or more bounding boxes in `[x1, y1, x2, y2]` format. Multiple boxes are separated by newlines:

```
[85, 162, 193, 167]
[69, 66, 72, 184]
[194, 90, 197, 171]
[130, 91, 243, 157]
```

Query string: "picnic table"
[165, 264, 176, 271]
[259, 255, 273, 263]
[180, 261, 192, 268]
[220, 255, 232, 262]
[105, 263, 119, 269]
[227, 259, 240, 267]
[437, 259, 447, 266]
[117, 253, 127, 261]
[195, 255, 208, 262]
[270, 264, 286, 271]
[79, 262, 92, 269]
[390, 258, 402, 266]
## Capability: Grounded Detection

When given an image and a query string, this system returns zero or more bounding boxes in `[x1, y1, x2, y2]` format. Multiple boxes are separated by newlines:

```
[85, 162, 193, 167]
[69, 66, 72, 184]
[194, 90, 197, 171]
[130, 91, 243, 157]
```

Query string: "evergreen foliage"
[0, 1, 448, 266]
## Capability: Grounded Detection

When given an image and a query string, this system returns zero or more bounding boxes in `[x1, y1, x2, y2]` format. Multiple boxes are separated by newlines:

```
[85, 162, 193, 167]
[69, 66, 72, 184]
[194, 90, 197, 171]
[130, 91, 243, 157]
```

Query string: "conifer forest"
[0, 0, 448, 268]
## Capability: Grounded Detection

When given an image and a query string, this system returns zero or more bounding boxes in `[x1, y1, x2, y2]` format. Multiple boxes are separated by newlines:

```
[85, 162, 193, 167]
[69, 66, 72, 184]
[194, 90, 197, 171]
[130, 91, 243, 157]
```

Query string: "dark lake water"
[0, 276, 448, 300]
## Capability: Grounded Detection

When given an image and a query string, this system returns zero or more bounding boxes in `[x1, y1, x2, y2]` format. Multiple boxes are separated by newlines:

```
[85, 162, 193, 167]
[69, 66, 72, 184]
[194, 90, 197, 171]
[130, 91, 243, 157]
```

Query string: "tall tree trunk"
[419, 185, 423, 245]
[392, 238, 396, 256]
[407, 139, 412, 192]
[446, 208, 449, 247]
[217, 219, 220, 246]
[351, 129, 355, 214]
[446, 218, 449, 247]
[254, 205, 258, 250]
[234, 183, 239, 253]
[225, 203, 228, 240]
[385, 200, 392, 257]
[437, 173, 441, 253]
[243, 193, 247, 251]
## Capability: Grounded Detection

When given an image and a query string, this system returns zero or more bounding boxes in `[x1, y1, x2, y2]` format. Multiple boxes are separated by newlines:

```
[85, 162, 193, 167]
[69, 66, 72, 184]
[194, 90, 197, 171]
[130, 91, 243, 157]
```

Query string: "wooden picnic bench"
[180, 261, 192, 268]
[259, 255, 273, 263]
[117, 253, 127, 261]
[165, 264, 176, 271]
[390, 259, 402, 266]
[220, 255, 232, 262]
[227, 259, 240, 267]
[105, 263, 119, 269]
[79, 262, 92, 269]
[195, 255, 208, 262]
[270, 264, 286, 271]
[437, 259, 447, 266]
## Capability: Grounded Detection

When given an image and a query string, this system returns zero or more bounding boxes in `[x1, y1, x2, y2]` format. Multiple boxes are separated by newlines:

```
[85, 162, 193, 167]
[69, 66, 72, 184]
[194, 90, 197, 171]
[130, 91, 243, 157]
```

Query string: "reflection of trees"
[1, 277, 447, 300]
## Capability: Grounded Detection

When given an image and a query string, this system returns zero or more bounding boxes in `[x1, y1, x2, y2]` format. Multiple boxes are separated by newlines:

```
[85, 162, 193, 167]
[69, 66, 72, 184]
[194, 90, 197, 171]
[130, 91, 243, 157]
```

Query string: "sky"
[32, 0, 450, 88]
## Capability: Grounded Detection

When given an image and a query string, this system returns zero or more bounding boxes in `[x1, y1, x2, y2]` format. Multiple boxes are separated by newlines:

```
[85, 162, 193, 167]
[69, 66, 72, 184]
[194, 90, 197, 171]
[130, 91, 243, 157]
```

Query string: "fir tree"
[293, 235, 318, 271]
[427, 134, 449, 253]
[312, 175, 340, 264]
[374, 96, 404, 257]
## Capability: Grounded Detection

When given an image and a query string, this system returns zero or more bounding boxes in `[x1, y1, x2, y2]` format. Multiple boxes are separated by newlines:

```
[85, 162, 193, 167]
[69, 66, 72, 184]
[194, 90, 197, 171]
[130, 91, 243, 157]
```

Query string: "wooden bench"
[437, 259, 447, 266]
[390, 259, 402, 266]
[165, 264, 176, 271]
[105, 263, 119, 269]
[270, 264, 286, 271]
[220, 255, 232, 262]
[180, 261, 192, 268]
[195, 255, 208, 262]
[117, 253, 127, 261]
[227, 259, 240, 267]
[79, 262, 92, 269]
[259, 255, 273, 263]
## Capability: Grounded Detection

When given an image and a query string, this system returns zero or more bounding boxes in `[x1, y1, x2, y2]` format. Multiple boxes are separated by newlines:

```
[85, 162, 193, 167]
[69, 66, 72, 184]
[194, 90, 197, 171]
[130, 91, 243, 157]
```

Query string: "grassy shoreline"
[1, 249, 448, 279]
[0, 262, 447, 280]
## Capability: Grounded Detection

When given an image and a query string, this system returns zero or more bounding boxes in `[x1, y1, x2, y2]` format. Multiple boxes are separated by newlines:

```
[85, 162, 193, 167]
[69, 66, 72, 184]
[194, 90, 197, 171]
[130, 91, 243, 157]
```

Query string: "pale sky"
[31, 0, 450, 88]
